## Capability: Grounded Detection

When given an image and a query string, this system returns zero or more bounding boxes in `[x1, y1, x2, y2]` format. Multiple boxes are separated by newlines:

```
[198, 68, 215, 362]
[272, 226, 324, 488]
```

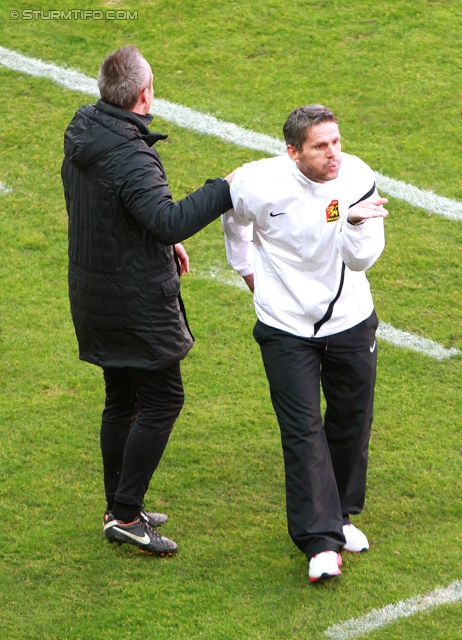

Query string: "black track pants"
[100, 364, 184, 508]
[253, 311, 378, 560]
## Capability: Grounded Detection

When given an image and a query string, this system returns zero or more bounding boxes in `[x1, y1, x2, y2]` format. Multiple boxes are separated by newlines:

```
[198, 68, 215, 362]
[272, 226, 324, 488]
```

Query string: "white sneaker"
[308, 551, 342, 583]
[343, 524, 369, 553]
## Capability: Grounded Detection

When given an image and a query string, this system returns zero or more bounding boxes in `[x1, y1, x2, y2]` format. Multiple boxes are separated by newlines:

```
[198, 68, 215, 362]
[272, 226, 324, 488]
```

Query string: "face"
[287, 121, 342, 183]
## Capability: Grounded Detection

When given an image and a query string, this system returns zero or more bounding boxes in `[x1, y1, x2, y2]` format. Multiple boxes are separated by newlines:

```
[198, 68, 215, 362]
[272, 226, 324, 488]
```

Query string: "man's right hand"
[347, 198, 388, 225]
[243, 273, 254, 293]
[225, 169, 237, 185]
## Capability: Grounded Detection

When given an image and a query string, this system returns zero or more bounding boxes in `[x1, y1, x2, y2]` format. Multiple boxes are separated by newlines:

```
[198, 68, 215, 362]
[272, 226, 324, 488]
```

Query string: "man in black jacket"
[61, 45, 235, 556]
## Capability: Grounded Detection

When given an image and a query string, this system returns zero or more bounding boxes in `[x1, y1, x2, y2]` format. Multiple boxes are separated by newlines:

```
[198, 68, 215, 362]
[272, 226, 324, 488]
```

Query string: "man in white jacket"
[222, 104, 388, 583]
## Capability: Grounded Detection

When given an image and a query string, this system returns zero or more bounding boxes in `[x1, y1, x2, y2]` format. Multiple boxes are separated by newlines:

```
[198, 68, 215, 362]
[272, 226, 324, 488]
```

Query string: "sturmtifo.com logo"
[10, 9, 138, 20]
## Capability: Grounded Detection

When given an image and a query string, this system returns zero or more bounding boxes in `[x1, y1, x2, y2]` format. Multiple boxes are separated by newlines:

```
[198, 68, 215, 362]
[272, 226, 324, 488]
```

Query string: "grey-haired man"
[62, 45, 235, 556]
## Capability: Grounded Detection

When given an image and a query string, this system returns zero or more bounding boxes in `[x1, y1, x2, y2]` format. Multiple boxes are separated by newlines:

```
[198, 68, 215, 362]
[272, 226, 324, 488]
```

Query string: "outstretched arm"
[116, 148, 236, 245]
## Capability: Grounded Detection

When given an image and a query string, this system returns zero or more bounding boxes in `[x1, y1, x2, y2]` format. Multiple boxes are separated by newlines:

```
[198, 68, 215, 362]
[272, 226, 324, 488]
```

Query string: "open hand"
[348, 198, 388, 225]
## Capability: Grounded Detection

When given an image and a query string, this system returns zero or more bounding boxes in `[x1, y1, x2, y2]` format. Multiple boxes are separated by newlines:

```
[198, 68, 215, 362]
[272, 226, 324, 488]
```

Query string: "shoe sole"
[140, 547, 176, 558]
[309, 570, 342, 583]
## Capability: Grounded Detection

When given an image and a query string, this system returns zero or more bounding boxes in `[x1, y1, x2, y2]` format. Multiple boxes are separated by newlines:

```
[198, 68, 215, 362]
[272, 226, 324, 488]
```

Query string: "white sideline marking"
[377, 322, 459, 360]
[193, 267, 460, 360]
[0, 45, 100, 96]
[374, 174, 462, 222]
[1, 46, 462, 221]
[192, 265, 249, 291]
[151, 98, 286, 156]
[325, 580, 462, 639]
[0, 47, 460, 359]
[0, 181, 12, 194]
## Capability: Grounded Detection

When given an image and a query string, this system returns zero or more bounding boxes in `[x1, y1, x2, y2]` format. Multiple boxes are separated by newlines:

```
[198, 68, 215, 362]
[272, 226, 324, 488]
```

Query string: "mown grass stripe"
[0, 46, 459, 360]
[325, 580, 462, 639]
[1, 45, 462, 221]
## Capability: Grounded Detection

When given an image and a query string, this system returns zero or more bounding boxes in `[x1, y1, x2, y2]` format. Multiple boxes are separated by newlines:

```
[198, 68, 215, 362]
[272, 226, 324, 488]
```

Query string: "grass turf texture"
[0, 1, 461, 638]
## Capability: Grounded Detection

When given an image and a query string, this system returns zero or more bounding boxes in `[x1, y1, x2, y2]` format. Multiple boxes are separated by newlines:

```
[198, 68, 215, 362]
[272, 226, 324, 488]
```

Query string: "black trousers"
[100, 364, 184, 509]
[253, 311, 378, 560]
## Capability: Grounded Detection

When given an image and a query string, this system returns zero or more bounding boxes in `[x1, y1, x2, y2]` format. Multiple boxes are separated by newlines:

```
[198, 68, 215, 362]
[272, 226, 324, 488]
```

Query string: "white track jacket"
[223, 152, 385, 338]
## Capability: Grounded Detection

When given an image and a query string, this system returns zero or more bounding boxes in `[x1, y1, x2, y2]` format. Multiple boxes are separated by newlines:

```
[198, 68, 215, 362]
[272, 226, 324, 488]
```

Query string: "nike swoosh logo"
[112, 526, 150, 545]
[370, 341, 376, 353]
[269, 212, 287, 217]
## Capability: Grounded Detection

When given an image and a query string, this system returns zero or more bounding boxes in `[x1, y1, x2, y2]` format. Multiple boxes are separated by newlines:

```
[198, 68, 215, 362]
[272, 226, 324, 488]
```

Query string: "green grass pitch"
[0, 1, 461, 638]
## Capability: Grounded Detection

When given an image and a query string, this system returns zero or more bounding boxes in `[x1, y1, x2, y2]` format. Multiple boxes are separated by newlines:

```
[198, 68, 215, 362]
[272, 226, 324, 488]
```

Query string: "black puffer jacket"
[62, 99, 232, 370]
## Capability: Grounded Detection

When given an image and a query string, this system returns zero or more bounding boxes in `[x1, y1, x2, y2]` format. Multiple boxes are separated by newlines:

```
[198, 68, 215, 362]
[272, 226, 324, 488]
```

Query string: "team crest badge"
[326, 199, 339, 223]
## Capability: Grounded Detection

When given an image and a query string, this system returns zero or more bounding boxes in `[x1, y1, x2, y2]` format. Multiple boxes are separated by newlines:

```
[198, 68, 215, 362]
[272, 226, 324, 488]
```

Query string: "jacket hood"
[64, 99, 167, 167]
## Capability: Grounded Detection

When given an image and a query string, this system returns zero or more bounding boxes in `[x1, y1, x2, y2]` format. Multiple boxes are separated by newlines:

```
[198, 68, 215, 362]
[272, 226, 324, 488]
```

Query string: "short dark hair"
[97, 45, 151, 110]
[283, 104, 338, 150]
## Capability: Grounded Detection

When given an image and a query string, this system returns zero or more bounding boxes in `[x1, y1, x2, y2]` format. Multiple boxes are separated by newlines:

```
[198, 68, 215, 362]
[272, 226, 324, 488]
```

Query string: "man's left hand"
[175, 243, 190, 276]
[347, 198, 388, 225]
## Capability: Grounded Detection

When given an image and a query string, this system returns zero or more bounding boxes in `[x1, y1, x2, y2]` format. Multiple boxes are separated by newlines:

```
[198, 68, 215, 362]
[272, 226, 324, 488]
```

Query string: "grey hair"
[283, 104, 338, 150]
[97, 45, 151, 110]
